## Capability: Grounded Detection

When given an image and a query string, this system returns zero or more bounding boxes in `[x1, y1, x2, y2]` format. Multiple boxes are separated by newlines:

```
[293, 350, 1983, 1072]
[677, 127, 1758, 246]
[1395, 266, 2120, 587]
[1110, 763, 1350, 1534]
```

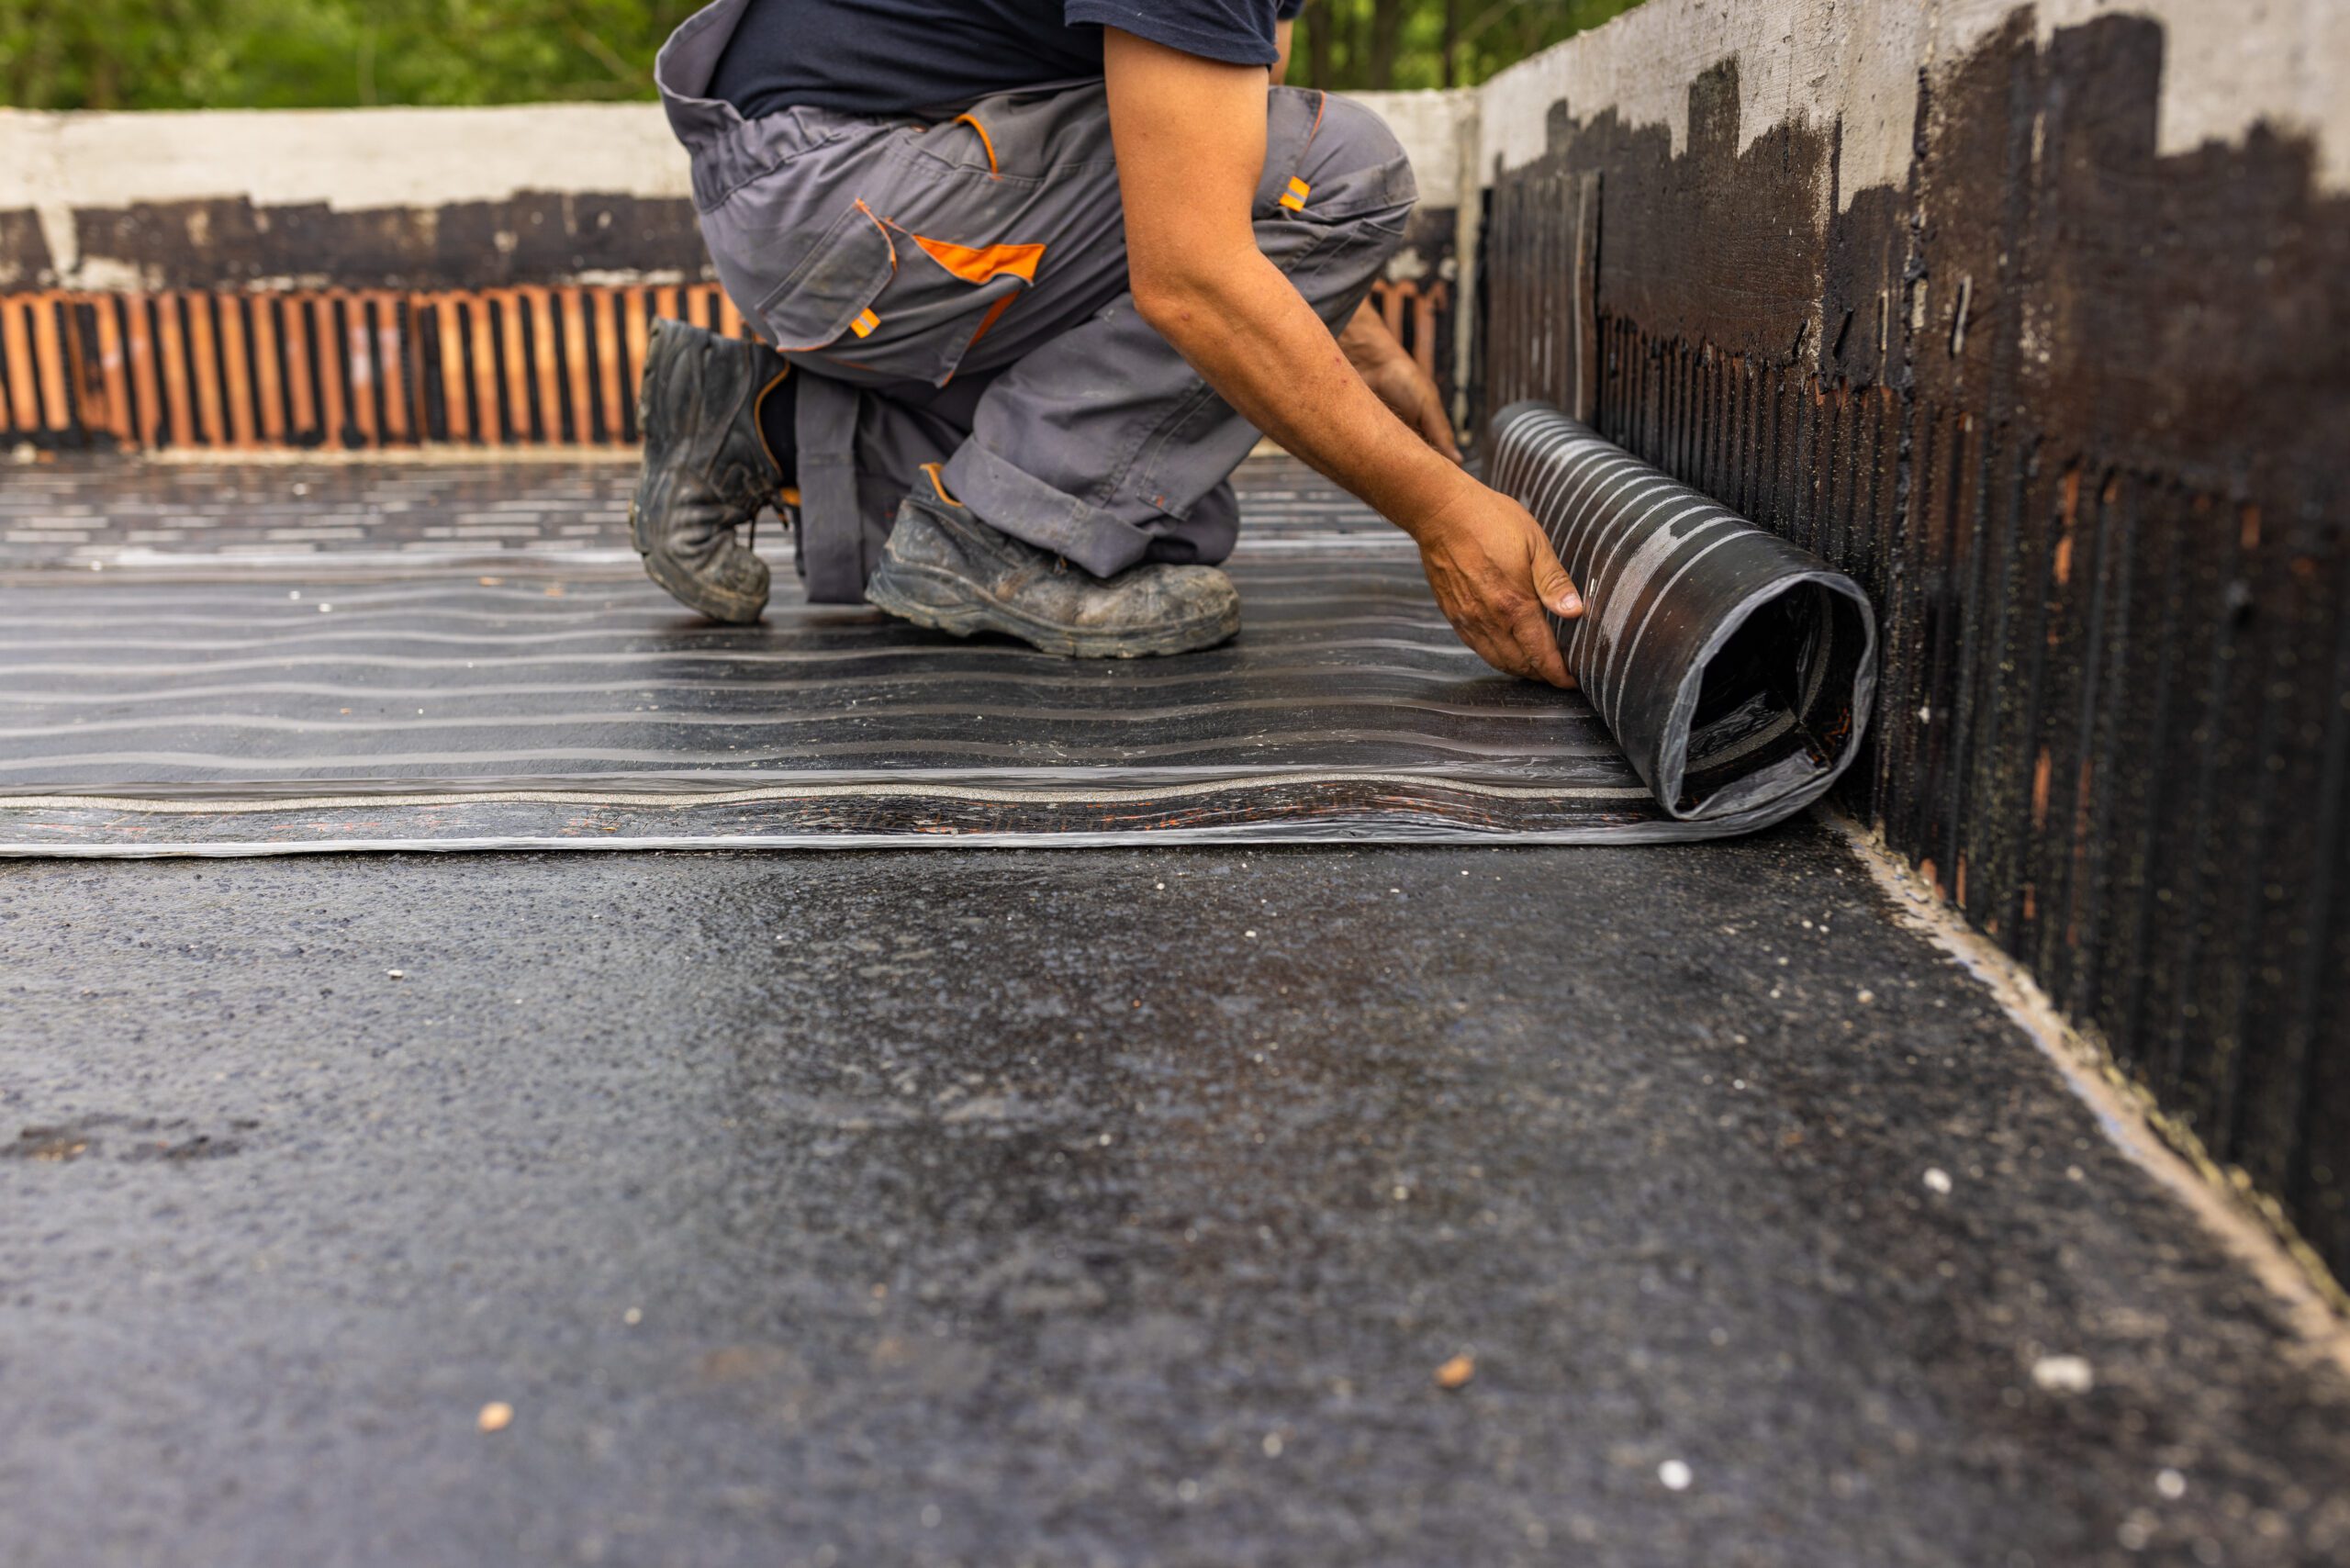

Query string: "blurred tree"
[0, 0, 1640, 109]
[0, 0, 699, 108]
[1292, 0, 1643, 91]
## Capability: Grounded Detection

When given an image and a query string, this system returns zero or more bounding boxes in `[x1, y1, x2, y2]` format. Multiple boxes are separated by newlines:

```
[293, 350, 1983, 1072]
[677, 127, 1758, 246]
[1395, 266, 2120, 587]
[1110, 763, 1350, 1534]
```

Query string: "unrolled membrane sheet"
[0, 437, 1872, 856]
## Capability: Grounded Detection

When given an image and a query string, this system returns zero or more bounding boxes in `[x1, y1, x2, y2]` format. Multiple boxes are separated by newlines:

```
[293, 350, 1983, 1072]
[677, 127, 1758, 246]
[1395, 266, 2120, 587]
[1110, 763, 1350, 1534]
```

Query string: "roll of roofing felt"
[1491, 400, 1877, 832]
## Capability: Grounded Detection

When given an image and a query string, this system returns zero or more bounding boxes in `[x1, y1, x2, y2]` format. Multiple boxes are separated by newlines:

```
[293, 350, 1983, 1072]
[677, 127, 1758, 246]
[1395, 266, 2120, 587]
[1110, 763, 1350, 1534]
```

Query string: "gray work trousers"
[655, 0, 1419, 601]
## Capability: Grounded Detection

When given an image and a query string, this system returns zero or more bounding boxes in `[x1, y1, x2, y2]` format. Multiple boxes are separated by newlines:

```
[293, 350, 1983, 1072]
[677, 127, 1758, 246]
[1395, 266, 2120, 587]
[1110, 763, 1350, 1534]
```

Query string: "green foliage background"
[1295, 0, 1641, 92]
[0, 0, 1639, 110]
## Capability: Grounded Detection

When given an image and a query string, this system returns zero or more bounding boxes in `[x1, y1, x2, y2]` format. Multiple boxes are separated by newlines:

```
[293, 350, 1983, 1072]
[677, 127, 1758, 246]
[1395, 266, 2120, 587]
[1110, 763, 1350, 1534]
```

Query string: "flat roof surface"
[6, 828, 2349, 1565]
[2, 458, 2346, 1565]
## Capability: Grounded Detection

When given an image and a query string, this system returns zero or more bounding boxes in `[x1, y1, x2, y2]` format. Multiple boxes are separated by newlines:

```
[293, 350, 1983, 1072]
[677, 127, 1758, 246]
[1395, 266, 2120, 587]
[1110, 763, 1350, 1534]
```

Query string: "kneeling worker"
[635, 0, 1583, 685]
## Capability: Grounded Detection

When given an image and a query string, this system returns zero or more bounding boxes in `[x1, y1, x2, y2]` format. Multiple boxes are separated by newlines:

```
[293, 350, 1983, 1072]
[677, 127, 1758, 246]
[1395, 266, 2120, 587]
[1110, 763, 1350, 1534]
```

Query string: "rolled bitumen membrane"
[1490, 400, 1877, 833]
[0, 441, 1874, 855]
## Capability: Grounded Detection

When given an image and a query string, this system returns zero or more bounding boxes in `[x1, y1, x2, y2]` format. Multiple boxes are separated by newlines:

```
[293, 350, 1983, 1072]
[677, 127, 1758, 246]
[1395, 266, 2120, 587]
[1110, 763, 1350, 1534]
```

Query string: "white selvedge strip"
[0, 770, 1653, 814]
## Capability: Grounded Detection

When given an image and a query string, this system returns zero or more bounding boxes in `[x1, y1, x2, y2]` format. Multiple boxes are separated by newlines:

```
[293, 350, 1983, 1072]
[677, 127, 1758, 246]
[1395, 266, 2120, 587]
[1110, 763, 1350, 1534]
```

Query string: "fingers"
[1413, 491, 1586, 687]
[1443, 594, 1572, 688]
[1505, 514, 1578, 685]
[1507, 603, 1572, 688]
[1416, 394, 1463, 464]
[1528, 532, 1583, 619]
[1447, 615, 1522, 681]
[1368, 355, 1462, 464]
[1453, 614, 1570, 688]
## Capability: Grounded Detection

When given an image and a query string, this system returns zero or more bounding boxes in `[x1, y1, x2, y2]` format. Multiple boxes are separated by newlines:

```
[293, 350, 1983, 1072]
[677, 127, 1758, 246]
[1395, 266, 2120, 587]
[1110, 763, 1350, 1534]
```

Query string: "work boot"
[865, 465, 1241, 657]
[630, 318, 792, 624]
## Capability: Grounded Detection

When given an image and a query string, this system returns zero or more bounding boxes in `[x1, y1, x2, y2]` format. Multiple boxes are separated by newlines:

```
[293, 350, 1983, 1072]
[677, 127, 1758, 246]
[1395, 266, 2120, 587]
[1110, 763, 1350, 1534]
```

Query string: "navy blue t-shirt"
[712, 0, 1304, 120]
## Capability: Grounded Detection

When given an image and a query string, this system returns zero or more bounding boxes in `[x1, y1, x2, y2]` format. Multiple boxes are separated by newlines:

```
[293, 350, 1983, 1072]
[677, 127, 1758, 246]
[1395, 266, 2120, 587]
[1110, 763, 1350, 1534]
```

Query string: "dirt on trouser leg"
[864, 468, 1240, 658]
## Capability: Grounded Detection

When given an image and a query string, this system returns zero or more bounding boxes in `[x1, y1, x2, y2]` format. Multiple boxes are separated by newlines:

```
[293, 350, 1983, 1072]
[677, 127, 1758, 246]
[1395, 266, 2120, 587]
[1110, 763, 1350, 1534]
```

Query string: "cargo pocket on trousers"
[755, 199, 900, 357]
[764, 197, 1045, 389]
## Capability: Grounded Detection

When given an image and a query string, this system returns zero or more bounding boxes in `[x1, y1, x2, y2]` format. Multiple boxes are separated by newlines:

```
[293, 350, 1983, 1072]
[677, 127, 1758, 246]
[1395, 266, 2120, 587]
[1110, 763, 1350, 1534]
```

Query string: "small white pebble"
[1923, 1167, 1953, 1193]
[1245, 929, 1257, 938]
[1658, 1460, 1693, 1491]
[287, 590, 302, 600]
[2156, 1468, 2186, 1499]
[1856, 989, 1874, 1004]
[1261, 1432, 1283, 1457]
[318, 602, 333, 613]
[622, 1306, 643, 1325]
[2031, 1354, 2095, 1394]
[386, 969, 406, 980]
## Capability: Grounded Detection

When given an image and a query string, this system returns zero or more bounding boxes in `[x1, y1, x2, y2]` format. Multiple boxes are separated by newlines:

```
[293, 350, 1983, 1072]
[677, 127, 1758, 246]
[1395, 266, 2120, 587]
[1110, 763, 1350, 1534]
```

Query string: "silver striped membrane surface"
[1, 450, 1858, 853]
[0, 454, 1399, 569]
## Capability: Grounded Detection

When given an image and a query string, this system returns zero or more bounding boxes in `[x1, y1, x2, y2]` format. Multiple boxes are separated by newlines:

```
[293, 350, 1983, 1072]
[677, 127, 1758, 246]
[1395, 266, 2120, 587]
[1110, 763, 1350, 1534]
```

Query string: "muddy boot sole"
[631, 510, 770, 625]
[865, 560, 1240, 658]
[627, 316, 785, 624]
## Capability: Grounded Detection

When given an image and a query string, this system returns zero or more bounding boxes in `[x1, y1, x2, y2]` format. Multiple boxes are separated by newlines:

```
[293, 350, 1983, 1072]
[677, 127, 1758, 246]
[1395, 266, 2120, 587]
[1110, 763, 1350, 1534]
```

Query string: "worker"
[636, 0, 1583, 685]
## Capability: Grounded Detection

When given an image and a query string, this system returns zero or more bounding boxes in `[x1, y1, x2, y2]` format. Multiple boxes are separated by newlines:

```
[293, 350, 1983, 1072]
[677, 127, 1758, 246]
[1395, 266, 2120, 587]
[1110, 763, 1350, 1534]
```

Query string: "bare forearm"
[1137, 258, 1472, 540]
[1103, 24, 1581, 685]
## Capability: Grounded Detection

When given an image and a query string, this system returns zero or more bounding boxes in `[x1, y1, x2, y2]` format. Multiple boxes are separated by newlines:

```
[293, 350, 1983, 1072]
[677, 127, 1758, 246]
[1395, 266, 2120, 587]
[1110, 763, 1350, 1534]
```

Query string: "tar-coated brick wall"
[1481, 10, 2350, 1277]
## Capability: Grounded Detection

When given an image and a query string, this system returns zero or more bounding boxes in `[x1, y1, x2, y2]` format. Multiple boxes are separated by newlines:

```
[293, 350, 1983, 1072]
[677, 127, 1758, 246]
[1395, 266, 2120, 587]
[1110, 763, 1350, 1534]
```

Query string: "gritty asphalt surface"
[5, 819, 2349, 1567]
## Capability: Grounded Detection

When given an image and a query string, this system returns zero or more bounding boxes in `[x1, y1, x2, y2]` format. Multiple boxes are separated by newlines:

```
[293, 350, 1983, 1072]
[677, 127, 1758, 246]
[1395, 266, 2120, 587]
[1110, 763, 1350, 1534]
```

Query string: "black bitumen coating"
[4, 821, 2347, 1567]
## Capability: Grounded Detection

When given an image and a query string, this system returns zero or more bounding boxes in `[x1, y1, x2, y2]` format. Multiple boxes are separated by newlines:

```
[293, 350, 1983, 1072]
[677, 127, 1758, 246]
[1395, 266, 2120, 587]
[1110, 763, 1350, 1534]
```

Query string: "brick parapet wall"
[0, 94, 1465, 453]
